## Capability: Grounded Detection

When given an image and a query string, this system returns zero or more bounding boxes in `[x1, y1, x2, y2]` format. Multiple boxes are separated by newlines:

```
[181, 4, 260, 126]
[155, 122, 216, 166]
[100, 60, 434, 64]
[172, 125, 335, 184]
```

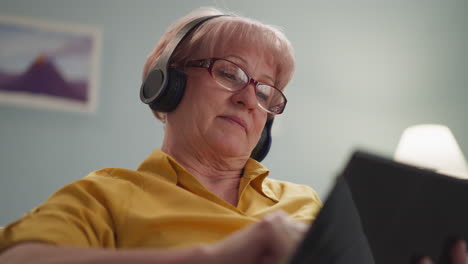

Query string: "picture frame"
[0, 15, 101, 113]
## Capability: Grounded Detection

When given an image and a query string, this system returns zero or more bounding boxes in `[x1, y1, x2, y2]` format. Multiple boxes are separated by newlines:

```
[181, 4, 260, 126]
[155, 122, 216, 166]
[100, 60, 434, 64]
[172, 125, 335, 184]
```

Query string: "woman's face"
[165, 43, 276, 159]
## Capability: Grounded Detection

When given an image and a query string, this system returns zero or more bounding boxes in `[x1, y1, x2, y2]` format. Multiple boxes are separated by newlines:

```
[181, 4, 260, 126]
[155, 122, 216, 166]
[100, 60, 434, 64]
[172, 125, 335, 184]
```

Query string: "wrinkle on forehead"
[224, 53, 276, 82]
[204, 41, 278, 85]
[176, 19, 293, 89]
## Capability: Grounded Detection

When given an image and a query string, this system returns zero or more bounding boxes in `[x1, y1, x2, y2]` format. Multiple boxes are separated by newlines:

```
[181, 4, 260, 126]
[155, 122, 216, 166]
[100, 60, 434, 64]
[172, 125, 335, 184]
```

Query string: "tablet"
[290, 150, 468, 264]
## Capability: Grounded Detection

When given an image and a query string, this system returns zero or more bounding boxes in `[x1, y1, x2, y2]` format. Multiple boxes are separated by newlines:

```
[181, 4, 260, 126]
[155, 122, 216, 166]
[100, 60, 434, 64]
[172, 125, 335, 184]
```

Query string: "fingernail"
[452, 240, 467, 262]
[263, 211, 280, 221]
[460, 240, 467, 251]
[419, 256, 433, 264]
[264, 210, 286, 220]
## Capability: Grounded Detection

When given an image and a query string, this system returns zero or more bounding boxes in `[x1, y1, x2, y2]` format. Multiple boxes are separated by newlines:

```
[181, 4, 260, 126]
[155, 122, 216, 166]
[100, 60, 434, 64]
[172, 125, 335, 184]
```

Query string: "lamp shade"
[394, 124, 468, 179]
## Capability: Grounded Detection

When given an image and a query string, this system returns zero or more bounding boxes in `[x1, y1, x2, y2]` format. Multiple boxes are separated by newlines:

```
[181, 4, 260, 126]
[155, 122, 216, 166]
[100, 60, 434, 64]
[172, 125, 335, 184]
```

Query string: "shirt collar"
[136, 149, 179, 184]
[136, 149, 278, 203]
[243, 158, 279, 202]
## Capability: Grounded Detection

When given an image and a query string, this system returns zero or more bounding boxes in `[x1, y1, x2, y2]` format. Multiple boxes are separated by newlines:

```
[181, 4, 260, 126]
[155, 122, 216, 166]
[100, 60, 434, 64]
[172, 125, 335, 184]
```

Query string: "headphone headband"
[156, 15, 226, 71]
[140, 15, 226, 105]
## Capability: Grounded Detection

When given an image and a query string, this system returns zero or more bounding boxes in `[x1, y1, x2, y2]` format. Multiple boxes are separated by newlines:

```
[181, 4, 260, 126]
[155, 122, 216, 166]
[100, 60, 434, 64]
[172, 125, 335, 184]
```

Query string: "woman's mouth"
[219, 115, 247, 131]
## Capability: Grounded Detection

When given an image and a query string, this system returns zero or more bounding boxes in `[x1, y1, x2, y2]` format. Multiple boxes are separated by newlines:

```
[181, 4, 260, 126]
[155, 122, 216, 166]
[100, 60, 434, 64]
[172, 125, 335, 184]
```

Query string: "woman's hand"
[418, 240, 467, 264]
[205, 210, 308, 264]
[0, 211, 308, 264]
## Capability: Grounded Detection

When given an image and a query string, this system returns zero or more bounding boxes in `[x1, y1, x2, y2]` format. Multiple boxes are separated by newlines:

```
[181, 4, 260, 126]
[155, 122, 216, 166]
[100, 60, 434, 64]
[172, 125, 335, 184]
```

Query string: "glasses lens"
[257, 84, 286, 114]
[212, 60, 248, 91]
[211, 59, 286, 114]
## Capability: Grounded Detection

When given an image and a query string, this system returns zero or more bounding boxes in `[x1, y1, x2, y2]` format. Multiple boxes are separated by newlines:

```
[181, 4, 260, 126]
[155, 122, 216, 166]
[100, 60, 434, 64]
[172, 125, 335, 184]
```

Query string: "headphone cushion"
[149, 68, 186, 112]
[250, 118, 274, 162]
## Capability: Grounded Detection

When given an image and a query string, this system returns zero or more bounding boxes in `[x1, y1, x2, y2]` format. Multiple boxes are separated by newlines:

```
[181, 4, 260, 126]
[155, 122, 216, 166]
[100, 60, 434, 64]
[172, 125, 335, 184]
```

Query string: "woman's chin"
[209, 138, 251, 159]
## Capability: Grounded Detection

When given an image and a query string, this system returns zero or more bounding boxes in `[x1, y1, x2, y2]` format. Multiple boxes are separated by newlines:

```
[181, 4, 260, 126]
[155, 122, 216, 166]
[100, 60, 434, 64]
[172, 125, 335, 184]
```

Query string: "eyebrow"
[225, 54, 276, 85]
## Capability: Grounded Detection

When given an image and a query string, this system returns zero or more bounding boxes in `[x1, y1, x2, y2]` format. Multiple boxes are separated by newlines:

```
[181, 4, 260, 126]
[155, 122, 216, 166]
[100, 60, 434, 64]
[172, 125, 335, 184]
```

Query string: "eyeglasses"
[186, 58, 287, 115]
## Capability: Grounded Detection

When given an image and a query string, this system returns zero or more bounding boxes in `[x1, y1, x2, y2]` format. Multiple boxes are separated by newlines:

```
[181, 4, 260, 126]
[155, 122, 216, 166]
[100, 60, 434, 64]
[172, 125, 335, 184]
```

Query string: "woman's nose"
[230, 83, 258, 111]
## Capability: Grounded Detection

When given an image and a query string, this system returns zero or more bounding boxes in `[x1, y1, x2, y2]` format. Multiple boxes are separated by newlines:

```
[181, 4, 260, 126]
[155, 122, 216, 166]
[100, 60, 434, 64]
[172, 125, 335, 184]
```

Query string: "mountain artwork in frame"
[0, 15, 101, 113]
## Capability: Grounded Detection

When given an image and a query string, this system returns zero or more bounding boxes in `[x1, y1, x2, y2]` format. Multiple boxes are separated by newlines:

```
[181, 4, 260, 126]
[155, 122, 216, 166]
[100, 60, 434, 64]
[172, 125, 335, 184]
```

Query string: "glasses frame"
[186, 58, 287, 115]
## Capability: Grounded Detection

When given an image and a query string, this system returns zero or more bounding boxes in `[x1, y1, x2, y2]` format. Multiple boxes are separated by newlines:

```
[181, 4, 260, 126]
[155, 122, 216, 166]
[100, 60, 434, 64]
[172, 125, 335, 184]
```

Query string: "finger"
[417, 256, 433, 264]
[450, 240, 467, 264]
[264, 211, 307, 240]
[260, 211, 305, 255]
[286, 216, 308, 233]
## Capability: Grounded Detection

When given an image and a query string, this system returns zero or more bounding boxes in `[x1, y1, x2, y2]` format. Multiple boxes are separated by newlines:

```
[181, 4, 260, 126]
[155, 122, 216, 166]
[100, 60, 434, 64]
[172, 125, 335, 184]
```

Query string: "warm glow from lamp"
[395, 124, 468, 179]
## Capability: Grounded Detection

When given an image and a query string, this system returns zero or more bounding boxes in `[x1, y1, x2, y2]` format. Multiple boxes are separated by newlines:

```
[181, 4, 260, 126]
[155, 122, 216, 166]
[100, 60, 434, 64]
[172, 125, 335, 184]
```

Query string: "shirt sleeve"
[0, 176, 118, 250]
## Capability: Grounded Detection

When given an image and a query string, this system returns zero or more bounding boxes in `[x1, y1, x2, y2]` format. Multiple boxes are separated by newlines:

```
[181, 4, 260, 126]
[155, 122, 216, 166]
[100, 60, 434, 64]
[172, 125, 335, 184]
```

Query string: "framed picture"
[0, 15, 101, 113]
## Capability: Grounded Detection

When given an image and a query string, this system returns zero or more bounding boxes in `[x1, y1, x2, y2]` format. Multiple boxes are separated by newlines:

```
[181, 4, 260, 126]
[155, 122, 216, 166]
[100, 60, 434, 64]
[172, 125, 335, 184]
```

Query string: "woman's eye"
[222, 71, 238, 81]
[215, 68, 239, 82]
[256, 86, 272, 102]
[256, 91, 269, 102]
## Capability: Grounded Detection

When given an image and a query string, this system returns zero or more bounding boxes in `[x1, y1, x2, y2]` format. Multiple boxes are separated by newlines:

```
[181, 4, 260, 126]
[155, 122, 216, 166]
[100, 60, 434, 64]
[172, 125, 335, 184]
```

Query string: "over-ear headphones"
[140, 15, 274, 162]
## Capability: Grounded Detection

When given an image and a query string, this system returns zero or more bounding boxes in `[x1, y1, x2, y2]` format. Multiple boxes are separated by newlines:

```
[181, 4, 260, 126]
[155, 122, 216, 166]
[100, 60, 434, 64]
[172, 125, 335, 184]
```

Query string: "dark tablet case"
[290, 150, 468, 264]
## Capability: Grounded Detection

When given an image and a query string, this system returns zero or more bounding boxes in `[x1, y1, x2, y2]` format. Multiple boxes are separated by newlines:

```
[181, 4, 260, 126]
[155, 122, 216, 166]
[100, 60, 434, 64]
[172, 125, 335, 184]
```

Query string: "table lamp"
[394, 124, 468, 179]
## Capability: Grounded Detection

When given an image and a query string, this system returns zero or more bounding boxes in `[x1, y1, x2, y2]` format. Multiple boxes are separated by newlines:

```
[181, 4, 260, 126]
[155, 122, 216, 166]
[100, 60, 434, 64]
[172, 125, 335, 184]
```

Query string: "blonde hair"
[142, 7, 295, 121]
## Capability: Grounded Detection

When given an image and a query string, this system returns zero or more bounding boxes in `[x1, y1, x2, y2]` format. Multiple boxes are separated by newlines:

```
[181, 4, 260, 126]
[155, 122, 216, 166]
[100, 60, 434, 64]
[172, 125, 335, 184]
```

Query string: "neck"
[161, 141, 248, 206]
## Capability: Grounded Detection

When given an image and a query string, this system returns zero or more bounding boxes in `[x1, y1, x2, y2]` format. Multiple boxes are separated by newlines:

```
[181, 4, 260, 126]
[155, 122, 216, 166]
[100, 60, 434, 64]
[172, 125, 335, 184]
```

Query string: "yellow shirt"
[0, 150, 322, 250]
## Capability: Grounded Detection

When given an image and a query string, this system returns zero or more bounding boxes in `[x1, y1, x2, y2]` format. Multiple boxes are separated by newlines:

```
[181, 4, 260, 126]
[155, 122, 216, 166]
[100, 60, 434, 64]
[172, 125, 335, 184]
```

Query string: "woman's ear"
[152, 110, 167, 124]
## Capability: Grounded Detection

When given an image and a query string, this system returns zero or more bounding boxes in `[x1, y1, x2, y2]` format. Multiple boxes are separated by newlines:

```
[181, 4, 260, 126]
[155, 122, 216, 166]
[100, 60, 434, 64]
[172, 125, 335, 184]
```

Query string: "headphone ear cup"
[142, 15, 226, 112]
[250, 118, 274, 162]
[148, 68, 186, 112]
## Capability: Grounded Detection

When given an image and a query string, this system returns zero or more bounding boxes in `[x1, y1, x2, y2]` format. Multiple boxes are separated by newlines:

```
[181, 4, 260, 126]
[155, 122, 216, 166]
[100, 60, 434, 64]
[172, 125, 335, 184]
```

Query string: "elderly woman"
[0, 7, 322, 264]
[1, 7, 466, 264]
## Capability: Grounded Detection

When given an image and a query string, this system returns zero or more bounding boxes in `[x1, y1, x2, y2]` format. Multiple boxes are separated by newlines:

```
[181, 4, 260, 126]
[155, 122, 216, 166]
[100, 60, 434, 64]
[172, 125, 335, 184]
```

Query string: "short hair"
[142, 7, 295, 121]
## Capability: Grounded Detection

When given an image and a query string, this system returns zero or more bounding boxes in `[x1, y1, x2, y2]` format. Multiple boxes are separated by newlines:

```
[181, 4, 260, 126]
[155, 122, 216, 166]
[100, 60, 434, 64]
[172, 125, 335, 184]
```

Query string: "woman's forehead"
[201, 40, 276, 65]
[223, 46, 276, 76]
[187, 29, 284, 84]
